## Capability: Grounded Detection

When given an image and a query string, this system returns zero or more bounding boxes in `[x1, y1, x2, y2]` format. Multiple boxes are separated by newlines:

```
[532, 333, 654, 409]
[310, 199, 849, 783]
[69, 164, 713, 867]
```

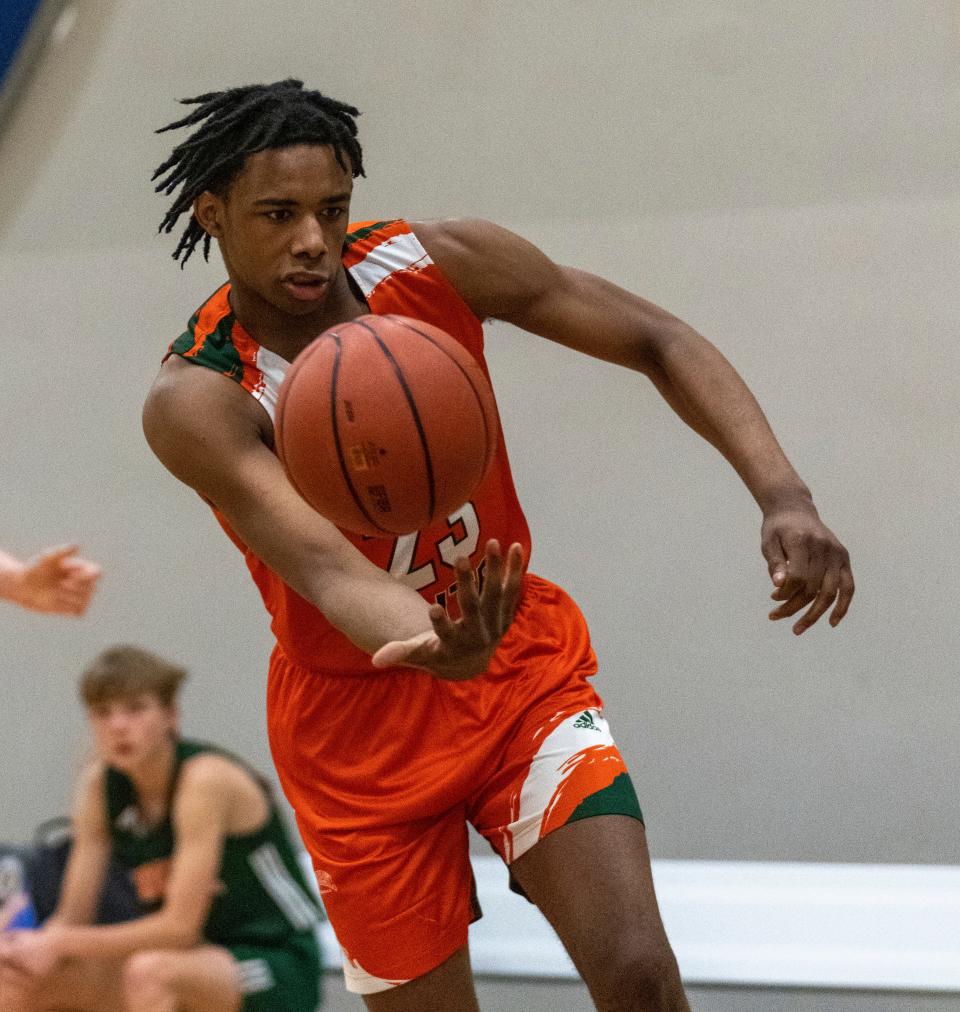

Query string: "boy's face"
[87, 693, 177, 771]
[194, 143, 354, 321]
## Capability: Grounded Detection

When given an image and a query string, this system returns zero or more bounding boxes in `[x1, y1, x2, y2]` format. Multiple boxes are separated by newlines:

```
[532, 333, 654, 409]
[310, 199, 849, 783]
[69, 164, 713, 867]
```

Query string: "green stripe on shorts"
[566, 772, 644, 826]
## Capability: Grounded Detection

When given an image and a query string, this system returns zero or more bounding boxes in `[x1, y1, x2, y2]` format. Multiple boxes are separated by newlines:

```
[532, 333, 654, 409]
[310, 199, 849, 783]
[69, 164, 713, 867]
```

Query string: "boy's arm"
[143, 358, 522, 679]
[416, 217, 853, 634]
[46, 764, 111, 927]
[38, 756, 236, 961]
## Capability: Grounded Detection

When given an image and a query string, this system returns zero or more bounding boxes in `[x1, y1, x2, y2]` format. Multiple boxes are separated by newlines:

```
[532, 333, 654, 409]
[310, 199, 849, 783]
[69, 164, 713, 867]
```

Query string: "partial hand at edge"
[371, 540, 525, 680]
[6, 545, 102, 616]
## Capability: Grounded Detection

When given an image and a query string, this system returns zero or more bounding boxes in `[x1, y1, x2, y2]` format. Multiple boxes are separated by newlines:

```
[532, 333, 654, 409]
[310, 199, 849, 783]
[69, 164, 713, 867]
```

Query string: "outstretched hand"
[2, 545, 101, 616]
[761, 505, 854, 635]
[372, 540, 524, 680]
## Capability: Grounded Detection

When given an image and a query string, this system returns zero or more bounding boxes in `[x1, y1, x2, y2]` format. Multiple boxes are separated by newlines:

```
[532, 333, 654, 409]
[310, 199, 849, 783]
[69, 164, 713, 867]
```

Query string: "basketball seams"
[385, 316, 495, 486]
[353, 318, 437, 523]
[274, 314, 496, 537]
[277, 332, 392, 536]
[328, 329, 393, 535]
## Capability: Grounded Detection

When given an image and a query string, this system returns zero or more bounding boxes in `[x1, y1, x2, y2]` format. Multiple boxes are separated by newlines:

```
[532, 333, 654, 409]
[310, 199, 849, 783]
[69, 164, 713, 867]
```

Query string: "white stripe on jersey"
[237, 957, 276, 994]
[349, 231, 433, 298]
[253, 345, 290, 423]
[249, 842, 319, 931]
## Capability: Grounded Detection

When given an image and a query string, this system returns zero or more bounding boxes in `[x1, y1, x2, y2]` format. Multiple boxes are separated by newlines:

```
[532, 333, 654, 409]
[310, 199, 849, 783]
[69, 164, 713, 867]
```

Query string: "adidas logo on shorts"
[572, 711, 601, 731]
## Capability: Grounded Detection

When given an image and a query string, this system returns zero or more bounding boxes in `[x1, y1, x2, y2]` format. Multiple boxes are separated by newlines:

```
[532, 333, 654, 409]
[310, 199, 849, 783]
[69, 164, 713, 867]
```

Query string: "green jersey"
[105, 739, 321, 949]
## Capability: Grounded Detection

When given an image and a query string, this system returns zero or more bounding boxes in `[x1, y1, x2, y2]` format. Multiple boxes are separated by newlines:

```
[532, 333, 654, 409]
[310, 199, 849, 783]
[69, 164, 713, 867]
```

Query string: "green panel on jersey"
[344, 220, 395, 246]
[168, 319, 198, 357]
[566, 772, 644, 826]
[198, 314, 244, 380]
[169, 314, 244, 381]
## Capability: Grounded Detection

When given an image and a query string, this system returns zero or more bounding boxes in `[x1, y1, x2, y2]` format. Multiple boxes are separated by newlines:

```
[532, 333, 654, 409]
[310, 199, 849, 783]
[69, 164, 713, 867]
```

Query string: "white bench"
[304, 855, 960, 993]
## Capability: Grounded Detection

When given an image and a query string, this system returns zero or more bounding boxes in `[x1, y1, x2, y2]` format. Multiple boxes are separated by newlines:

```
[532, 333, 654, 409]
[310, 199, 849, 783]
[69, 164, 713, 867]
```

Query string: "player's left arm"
[415, 217, 853, 634]
[33, 757, 232, 963]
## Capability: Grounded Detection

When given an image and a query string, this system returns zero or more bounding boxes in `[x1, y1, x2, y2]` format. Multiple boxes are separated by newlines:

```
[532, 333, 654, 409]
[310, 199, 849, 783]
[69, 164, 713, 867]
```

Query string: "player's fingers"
[764, 534, 788, 590]
[792, 568, 839, 635]
[428, 602, 458, 642]
[801, 544, 828, 602]
[830, 564, 855, 627]
[776, 537, 810, 601]
[60, 560, 102, 580]
[36, 544, 80, 568]
[454, 556, 482, 629]
[371, 628, 436, 669]
[768, 588, 815, 621]
[497, 543, 524, 633]
[478, 540, 504, 628]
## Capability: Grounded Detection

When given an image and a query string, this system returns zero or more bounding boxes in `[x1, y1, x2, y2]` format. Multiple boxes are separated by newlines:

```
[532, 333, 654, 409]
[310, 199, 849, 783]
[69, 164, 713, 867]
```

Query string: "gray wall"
[0, 1, 957, 1007]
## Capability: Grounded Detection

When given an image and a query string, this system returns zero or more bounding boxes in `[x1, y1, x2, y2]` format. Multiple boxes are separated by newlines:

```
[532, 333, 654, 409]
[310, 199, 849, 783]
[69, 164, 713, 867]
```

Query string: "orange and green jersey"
[166, 219, 532, 676]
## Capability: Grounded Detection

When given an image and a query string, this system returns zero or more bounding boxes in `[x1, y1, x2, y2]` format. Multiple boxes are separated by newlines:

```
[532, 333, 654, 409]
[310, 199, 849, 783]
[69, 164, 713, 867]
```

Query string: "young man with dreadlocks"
[144, 79, 854, 1011]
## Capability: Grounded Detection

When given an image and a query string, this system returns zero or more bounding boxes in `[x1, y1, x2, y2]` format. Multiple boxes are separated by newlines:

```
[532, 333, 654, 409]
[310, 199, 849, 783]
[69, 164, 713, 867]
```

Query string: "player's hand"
[0, 929, 60, 978]
[5, 545, 101, 616]
[372, 540, 524, 680]
[761, 505, 854, 635]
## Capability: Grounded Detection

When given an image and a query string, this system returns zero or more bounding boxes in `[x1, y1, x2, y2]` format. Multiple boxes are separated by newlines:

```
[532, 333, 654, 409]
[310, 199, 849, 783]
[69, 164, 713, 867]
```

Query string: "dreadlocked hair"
[152, 79, 364, 266]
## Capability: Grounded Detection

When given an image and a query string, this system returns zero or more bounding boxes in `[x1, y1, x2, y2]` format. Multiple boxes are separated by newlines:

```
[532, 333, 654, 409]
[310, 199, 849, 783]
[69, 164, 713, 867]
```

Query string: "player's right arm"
[46, 763, 111, 927]
[142, 357, 522, 679]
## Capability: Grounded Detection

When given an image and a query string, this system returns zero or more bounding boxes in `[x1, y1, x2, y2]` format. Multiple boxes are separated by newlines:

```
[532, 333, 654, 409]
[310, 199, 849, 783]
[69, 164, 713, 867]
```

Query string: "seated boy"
[0, 645, 322, 1011]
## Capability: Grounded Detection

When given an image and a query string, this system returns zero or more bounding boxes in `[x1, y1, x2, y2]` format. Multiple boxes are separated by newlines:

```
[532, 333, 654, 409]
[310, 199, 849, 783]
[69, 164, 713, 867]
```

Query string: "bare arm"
[143, 359, 521, 677]
[42, 756, 239, 961]
[416, 217, 853, 633]
[46, 765, 110, 927]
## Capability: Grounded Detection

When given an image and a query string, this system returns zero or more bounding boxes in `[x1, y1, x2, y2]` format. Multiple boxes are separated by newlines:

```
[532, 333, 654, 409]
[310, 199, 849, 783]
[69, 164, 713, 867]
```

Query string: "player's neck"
[128, 736, 177, 814]
[229, 272, 368, 363]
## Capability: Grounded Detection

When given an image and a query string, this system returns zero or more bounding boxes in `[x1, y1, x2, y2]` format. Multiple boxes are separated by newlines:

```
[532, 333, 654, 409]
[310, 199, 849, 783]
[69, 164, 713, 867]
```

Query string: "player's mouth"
[281, 271, 330, 302]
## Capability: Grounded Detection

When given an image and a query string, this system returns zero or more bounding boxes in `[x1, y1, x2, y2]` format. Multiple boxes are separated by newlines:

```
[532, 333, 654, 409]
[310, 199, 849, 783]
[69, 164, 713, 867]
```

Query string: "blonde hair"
[79, 645, 187, 708]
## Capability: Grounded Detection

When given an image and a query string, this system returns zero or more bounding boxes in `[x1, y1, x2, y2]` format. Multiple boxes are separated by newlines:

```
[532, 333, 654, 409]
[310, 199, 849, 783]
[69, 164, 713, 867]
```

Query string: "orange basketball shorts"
[266, 574, 643, 995]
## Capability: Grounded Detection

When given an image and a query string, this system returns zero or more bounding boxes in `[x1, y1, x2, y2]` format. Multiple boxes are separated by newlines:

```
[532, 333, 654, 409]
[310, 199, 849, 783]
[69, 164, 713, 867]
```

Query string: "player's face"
[195, 144, 354, 319]
[87, 693, 177, 771]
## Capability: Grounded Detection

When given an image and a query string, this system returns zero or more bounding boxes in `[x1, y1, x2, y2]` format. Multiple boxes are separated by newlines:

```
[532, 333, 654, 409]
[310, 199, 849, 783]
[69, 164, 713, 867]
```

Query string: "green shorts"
[230, 934, 322, 1012]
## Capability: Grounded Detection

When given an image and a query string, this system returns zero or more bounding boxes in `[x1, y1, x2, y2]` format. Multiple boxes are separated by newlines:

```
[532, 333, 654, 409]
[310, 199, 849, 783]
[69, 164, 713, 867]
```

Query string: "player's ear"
[193, 191, 224, 238]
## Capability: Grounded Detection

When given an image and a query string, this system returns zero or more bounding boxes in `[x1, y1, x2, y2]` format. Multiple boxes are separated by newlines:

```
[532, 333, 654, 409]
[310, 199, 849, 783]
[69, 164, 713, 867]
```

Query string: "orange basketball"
[275, 314, 499, 537]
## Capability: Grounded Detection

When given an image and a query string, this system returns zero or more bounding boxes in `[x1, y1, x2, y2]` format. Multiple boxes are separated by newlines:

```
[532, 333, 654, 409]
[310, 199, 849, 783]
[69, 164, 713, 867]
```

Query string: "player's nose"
[291, 216, 327, 259]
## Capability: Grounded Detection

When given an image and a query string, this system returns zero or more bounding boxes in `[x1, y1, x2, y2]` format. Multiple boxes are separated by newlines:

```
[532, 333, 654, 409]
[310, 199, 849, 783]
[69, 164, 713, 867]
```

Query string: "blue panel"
[0, 0, 45, 91]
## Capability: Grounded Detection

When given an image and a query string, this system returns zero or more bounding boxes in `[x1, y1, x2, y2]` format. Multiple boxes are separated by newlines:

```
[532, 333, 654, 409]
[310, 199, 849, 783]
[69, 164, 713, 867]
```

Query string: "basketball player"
[0, 545, 100, 616]
[0, 645, 323, 1012]
[142, 81, 854, 1011]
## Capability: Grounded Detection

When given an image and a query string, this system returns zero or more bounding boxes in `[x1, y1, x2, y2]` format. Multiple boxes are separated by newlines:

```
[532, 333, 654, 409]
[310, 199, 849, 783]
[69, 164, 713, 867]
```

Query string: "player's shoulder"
[175, 751, 270, 831]
[410, 217, 557, 319]
[143, 351, 267, 463]
[178, 750, 263, 799]
[410, 216, 505, 253]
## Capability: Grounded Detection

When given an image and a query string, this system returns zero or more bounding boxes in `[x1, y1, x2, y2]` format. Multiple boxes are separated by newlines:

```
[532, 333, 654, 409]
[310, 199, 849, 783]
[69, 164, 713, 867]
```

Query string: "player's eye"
[265, 209, 292, 222]
[321, 206, 346, 220]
